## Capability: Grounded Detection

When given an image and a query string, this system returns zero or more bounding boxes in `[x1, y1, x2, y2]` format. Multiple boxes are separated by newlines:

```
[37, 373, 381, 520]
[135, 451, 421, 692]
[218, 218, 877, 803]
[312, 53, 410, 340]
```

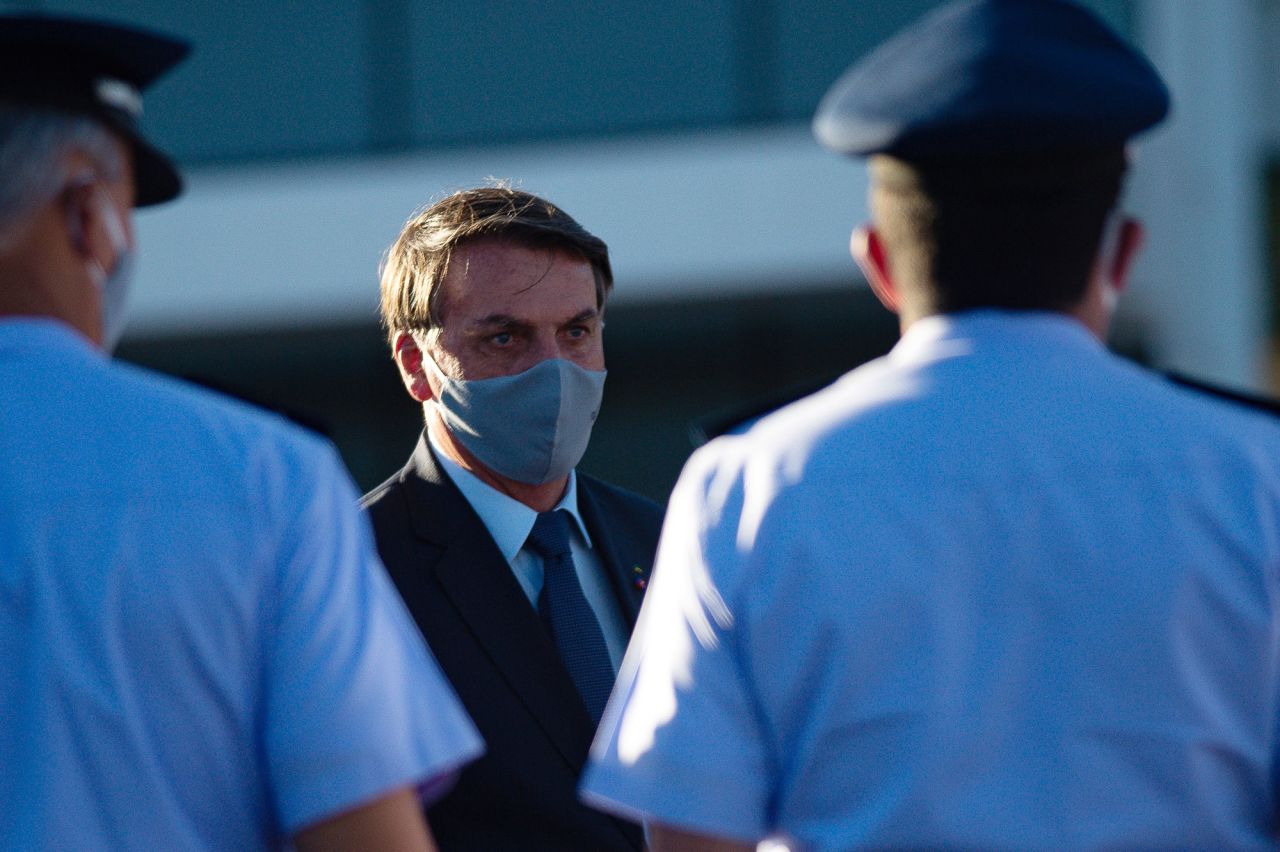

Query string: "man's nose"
[528, 330, 562, 365]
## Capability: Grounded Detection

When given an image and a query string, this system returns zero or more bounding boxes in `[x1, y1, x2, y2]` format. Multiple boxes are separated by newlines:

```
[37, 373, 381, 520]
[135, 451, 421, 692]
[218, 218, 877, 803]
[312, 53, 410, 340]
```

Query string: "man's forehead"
[449, 239, 584, 278]
[438, 240, 597, 314]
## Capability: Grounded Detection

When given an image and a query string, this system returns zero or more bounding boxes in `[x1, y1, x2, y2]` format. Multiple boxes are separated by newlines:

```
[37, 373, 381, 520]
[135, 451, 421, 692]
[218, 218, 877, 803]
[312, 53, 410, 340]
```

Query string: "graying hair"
[0, 105, 126, 247]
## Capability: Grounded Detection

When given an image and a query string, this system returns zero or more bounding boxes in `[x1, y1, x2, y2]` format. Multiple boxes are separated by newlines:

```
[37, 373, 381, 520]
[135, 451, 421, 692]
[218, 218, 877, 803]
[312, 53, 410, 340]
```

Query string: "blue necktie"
[526, 510, 614, 723]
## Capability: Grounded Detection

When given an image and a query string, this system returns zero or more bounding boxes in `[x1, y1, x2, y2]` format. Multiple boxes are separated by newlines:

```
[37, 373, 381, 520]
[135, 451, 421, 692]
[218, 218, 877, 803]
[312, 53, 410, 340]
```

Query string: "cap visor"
[130, 133, 181, 207]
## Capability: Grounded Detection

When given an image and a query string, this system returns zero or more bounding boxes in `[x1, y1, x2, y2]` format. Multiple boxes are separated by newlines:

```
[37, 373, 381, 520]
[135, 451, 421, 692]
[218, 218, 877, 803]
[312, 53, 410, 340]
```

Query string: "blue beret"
[0, 14, 190, 206]
[813, 0, 1169, 160]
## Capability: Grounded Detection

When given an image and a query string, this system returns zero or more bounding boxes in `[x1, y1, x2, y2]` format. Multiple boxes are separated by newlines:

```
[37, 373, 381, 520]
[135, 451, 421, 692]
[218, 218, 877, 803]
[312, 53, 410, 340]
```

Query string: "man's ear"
[851, 225, 899, 313]
[392, 331, 434, 403]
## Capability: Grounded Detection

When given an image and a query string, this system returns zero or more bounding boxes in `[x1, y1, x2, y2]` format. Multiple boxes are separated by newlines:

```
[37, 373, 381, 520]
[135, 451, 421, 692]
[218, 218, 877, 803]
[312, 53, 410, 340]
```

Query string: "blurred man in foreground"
[584, 1, 1280, 849]
[0, 15, 480, 850]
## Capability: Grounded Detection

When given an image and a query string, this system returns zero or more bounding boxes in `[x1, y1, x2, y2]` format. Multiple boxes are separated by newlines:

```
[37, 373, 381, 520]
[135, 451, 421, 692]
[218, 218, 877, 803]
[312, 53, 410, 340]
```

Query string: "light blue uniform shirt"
[585, 311, 1280, 850]
[0, 319, 483, 850]
[428, 433, 629, 670]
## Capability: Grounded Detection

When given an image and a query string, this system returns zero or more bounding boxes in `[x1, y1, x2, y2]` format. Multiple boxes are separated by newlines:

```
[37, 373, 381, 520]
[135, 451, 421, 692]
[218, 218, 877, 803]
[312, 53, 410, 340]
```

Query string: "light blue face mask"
[96, 243, 134, 354]
[78, 182, 134, 353]
[426, 353, 607, 485]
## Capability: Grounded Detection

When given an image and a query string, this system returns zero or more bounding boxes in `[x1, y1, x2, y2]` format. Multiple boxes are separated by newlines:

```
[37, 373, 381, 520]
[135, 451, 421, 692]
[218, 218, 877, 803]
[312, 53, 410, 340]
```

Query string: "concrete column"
[1125, 0, 1269, 390]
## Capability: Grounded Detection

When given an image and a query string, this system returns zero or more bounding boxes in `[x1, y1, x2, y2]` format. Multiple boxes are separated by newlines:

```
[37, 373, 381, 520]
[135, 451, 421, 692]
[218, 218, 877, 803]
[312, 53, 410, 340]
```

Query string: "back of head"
[814, 0, 1169, 315]
[0, 108, 125, 251]
[0, 14, 187, 341]
[867, 149, 1127, 314]
[379, 184, 613, 341]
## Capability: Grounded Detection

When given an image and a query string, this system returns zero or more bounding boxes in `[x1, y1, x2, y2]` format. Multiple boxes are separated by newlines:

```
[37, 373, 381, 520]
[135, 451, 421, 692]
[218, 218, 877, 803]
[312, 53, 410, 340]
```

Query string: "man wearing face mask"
[0, 14, 483, 851]
[363, 186, 662, 851]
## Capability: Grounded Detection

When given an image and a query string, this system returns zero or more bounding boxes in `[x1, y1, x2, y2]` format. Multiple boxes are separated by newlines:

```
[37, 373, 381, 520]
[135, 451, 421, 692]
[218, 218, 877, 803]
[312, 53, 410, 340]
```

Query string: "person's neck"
[1067, 274, 1114, 342]
[426, 413, 569, 513]
[898, 301, 1105, 342]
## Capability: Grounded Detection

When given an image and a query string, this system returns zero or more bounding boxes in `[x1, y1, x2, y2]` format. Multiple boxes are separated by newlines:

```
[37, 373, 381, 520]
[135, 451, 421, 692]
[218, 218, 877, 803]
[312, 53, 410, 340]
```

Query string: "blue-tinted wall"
[6, 0, 1133, 165]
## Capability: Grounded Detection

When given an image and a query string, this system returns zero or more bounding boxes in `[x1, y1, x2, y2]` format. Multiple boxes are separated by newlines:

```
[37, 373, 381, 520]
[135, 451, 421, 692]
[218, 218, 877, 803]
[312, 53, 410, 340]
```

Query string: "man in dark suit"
[363, 186, 661, 851]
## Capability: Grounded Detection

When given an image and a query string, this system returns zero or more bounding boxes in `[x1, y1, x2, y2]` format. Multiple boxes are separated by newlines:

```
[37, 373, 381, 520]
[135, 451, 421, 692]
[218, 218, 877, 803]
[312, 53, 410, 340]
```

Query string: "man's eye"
[491, 332, 512, 346]
[566, 326, 589, 339]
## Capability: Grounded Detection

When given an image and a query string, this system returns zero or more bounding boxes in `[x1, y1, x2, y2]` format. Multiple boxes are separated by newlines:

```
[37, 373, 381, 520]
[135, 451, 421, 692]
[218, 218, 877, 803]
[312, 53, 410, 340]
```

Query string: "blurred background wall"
[5, 0, 1274, 503]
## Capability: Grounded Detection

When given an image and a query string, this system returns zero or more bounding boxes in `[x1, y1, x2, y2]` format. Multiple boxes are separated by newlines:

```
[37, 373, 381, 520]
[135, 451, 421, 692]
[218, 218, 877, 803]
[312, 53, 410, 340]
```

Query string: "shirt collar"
[427, 430, 593, 562]
[891, 308, 1103, 365]
[0, 317, 100, 359]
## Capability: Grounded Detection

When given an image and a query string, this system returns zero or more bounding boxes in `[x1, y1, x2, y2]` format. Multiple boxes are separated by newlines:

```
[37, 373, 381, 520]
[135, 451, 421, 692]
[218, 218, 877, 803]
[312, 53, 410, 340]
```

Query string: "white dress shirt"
[429, 433, 629, 670]
[585, 310, 1280, 850]
[0, 318, 482, 849]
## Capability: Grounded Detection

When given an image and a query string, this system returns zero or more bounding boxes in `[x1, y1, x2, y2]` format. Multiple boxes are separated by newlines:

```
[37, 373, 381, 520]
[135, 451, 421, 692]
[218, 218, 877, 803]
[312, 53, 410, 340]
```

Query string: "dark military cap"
[813, 0, 1169, 160]
[0, 14, 190, 206]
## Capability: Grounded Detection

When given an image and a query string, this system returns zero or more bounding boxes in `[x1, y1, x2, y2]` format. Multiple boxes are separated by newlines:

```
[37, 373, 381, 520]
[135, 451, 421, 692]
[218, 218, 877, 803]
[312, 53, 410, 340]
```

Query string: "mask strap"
[1096, 209, 1126, 313]
[95, 190, 128, 253]
[416, 334, 453, 382]
[1097, 210, 1124, 270]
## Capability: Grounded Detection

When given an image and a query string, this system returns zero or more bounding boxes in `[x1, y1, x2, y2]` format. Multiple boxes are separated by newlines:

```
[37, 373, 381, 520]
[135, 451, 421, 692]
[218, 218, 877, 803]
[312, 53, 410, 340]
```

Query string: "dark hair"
[869, 149, 1127, 315]
[379, 184, 612, 341]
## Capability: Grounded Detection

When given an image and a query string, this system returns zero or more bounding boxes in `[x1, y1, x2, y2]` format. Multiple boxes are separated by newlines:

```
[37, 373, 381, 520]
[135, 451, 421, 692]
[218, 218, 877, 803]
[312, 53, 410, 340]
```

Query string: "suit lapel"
[578, 477, 648, 627]
[401, 436, 595, 770]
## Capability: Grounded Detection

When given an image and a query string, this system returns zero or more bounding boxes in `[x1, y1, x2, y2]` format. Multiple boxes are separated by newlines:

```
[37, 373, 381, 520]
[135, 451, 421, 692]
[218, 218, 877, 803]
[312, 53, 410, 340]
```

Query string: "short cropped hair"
[0, 105, 125, 248]
[870, 149, 1127, 315]
[379, 185, 613, 341]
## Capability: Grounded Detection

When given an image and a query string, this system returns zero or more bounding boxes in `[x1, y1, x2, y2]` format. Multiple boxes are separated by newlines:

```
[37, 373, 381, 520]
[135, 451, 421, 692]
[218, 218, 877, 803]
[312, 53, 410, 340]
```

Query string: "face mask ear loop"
[1096, 208, 1126, 313]
[1097, 210, 1124, 276]
[98, 196, 128, 253]
[65, 174, 136, 353]
[416, 335, 452, 394]
[418, 337, 466, 433]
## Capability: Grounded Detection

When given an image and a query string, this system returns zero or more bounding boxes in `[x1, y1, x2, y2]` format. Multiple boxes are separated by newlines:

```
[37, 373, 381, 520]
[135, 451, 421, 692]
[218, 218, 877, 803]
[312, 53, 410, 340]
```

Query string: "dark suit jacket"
[361, 434, 663, 851]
